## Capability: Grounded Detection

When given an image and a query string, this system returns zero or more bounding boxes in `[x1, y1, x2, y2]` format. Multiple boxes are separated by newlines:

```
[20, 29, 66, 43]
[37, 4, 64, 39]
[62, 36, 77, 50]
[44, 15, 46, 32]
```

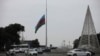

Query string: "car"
[9, 48, 27, 53]
[67, 49, 91, 56]
[25, 48, 38, 56]
[9, 49, 16, 53]
[12, 48, 22, 53]
[43, 47, 51, 52]
[21, 48, 28, 52]
[6, 50, 15, 56]
[37, 48, 43, 54]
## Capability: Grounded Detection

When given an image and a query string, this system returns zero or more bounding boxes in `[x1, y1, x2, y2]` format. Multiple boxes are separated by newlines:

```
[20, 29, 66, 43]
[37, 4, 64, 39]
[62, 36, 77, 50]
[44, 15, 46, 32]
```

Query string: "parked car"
[6, 50, 15, 56]
[25, 48, 38, 56]
[67, 49, 91, 56]
[9, 49, 16, 53]
[43, 47, 51, 52]
[37, 48, 43, 54]
[11, 48, 22, 53]
[9, 48, 26, 53]
[21, 48, 28, 52]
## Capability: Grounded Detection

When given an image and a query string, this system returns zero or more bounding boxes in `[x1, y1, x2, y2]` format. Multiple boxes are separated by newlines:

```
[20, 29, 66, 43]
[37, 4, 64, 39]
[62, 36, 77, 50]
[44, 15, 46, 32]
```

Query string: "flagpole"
[45, 0, 48, 47]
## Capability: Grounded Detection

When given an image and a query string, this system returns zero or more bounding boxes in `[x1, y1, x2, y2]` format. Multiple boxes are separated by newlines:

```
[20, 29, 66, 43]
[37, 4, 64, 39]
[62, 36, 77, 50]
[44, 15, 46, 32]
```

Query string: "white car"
[7, 50, 15, 55]
[25, 48, 38, 56]
[9, 48, 20, 53]
[67, 49, 91, 56]
[37, 48, 43, 54]
[10, 48, 22, 53]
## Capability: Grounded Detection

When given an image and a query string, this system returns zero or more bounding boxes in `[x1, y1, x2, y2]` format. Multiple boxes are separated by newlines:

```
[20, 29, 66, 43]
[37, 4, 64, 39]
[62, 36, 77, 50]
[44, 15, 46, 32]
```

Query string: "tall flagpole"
[45, 0, 48, 47]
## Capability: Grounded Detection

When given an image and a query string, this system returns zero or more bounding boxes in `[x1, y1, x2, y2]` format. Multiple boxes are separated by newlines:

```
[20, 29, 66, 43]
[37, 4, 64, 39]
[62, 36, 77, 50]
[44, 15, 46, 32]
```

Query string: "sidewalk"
[0, 52, 6, 56]
[95, 54, 100, 56]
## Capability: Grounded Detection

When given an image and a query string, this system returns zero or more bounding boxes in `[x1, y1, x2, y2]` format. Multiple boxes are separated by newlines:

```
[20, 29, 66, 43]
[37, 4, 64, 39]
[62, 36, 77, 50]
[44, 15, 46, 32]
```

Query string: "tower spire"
[78, 6, 99, 50]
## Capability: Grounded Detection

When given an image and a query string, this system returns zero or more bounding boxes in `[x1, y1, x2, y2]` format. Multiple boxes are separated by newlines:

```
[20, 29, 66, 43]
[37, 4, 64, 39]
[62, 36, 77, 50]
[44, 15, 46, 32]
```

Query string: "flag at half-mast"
[35, 15, 45, 33]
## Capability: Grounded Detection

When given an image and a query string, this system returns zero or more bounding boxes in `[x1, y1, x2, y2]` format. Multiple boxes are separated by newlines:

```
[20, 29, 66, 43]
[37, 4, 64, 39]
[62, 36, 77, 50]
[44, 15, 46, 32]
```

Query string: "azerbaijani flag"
[35, 15, 45, 33]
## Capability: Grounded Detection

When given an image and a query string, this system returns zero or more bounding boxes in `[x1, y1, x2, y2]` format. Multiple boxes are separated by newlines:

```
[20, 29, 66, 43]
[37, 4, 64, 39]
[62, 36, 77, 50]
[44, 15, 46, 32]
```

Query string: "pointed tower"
[78, 6, 99, 50]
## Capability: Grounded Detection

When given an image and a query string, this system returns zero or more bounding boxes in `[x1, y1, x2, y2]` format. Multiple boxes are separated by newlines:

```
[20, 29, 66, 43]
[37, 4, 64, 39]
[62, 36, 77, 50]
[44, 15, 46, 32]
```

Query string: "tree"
[97, 33, 100, 45]
[73, 39, 79, 48]
[0, 23, 24, 51]
[0, 27, 6, 51]
[4, 23, 24, 44]
[30, 39, 40, 48]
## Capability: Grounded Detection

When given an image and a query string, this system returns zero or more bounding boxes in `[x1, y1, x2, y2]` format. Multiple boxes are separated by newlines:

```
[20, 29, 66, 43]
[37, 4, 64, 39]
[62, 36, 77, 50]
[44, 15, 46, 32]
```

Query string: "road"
[0, 53, 100, 56]
[16, 53, 66, 56]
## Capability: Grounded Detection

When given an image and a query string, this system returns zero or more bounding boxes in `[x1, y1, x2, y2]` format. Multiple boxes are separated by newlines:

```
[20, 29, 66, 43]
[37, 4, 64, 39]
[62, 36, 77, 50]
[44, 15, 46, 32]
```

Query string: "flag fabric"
[35, 15, 45, 33]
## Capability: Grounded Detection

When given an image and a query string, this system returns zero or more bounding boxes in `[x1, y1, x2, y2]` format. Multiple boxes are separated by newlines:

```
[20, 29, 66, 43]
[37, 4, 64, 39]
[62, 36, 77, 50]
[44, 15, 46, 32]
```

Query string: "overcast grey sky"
[0, 0, 100, 47]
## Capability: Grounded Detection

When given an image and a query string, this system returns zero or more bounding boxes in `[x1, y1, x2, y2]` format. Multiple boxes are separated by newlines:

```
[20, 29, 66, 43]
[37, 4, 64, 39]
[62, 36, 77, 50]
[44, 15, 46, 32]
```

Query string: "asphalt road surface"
[0, 53, 100, 56]
[16, 53, 66, 56]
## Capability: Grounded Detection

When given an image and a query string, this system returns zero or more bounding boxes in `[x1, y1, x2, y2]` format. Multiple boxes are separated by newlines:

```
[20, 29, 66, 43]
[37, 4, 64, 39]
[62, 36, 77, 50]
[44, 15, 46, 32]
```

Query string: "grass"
[47, 51, 67, 54]
[46, 48, 71, 54]
[94, 48, 100, 54]
[47, 48, 100, 54]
